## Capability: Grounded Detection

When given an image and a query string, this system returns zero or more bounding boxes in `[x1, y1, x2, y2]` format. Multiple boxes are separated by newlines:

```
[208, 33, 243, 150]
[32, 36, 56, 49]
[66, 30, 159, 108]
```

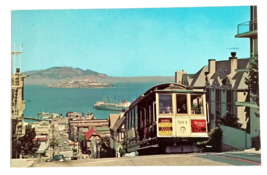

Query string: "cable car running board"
[138, 144, 159, 150]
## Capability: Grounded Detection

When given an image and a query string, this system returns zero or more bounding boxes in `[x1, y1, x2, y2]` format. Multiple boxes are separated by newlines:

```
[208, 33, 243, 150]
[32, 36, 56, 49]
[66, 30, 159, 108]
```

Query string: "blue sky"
[12, 6, 251, 76]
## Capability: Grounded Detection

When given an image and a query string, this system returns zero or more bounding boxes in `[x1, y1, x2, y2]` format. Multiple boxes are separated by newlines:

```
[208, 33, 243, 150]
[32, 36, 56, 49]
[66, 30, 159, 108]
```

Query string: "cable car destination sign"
[158, 118, 173, 135]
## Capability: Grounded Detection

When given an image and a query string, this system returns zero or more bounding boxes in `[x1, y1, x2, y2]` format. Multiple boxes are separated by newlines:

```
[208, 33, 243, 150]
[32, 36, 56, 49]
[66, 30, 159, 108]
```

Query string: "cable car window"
[126, 113, 128, 130]
[129, 111, 132, 128]
[140, 111, 143, 128]
[159, 94, 173, 114]
[191, 94, 204, 115]
[177, 94, 188, 114]
[132, 109, 135, 127]
[144, 108, 147, 127]
[149, 105, 152, 125]
[135, 106, 138, 127]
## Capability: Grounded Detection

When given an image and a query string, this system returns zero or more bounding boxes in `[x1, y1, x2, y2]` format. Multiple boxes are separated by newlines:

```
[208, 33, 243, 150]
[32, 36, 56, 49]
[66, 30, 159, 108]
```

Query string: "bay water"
[24, 82, 163, 121]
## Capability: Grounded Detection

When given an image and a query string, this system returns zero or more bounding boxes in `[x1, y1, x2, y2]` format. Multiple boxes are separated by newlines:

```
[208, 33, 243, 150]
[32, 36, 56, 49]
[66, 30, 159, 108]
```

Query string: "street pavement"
[34, 117, 262, 167]
[35, 150, 261, 167]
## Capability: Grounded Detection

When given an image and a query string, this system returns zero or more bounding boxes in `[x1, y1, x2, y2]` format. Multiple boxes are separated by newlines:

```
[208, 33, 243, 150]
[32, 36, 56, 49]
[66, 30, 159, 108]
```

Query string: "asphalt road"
[46, 118, 71, 157]
[35, 151, 261, 167]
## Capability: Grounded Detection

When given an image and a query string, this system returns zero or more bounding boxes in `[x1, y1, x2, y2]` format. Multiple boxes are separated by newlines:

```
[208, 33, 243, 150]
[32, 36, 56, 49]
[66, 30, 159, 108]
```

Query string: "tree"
[205, 127, 223, 152]
[78, 134, 85, 142]
[245, 53, 259, 117]
[49, 137, 59, 150]
[19, 124, 39, 156]
[40, 121, 49, 126]
[98, 136, 110, 149]
[218, 112, 242, 129]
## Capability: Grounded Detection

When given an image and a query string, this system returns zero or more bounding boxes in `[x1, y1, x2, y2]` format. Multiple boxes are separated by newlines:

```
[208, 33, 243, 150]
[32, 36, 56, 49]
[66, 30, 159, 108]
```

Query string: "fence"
[220, 125, 251, 151]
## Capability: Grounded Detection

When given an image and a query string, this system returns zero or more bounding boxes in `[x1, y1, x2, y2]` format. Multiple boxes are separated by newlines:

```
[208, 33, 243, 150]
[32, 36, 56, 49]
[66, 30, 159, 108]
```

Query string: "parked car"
[53, 154, 66, 162]
[65, 157, 71, 161]
[46, 158, 52, 162]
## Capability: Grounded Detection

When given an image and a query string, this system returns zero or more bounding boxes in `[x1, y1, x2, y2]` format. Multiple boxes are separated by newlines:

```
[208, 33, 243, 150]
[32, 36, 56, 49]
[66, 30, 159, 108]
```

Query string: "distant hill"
[23, 67, 174, 85]
[23, 67, 107, 79]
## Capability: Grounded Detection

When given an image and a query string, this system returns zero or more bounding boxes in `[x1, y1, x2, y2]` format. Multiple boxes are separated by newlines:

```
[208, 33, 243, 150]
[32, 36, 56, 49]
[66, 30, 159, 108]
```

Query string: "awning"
[36, 142, 47, 154]
[235, 102, 259, 109]
[33, 137, 48, 141]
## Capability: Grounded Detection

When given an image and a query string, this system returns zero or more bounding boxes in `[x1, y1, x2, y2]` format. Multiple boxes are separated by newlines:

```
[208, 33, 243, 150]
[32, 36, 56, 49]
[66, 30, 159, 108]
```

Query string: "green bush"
[205, 127, 223, 152]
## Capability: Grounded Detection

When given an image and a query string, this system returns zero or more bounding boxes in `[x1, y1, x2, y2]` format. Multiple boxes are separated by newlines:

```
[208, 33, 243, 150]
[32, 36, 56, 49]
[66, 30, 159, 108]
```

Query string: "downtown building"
[11, 44, 28, 158]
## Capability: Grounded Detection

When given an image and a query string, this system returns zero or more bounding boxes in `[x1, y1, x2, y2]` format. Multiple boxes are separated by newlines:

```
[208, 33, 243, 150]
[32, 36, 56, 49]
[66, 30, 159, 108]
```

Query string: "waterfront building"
[51, 113, 59, 119]
[37, 112, 51, 120]
[66, 112, 82, 118]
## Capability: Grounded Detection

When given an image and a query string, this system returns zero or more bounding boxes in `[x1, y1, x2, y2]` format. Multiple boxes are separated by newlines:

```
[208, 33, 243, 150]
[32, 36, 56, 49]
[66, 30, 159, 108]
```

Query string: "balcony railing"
[237, 19, 257, 35]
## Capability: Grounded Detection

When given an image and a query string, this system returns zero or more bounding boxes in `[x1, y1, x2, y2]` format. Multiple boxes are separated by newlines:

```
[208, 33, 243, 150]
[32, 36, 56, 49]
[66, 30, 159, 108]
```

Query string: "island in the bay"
[46, 79, 114, 89]
[22, 66, 173, 86]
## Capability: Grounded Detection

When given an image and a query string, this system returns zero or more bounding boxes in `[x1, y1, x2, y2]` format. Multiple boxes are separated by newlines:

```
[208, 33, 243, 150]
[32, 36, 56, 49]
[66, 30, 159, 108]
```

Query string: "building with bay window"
[176, 54, 250, 130]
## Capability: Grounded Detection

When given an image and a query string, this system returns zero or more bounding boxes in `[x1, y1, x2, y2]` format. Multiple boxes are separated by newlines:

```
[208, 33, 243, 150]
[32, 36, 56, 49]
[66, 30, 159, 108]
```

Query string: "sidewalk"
[243, 148, 261, 154]
[11, 158, 40, 167]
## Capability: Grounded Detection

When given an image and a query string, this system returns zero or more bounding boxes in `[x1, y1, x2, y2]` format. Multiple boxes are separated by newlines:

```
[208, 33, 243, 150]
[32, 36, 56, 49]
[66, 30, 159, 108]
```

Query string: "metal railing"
[237, 19, 257, 35]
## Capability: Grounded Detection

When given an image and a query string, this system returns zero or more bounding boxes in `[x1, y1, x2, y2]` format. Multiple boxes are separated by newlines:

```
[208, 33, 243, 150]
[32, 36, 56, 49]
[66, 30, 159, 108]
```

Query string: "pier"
[24, 117, 46, 122]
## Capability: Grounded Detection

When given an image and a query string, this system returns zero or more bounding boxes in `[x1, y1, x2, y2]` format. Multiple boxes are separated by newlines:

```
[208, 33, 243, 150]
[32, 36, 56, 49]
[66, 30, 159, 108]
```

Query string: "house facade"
[235, 5, 260, 140]
[85, 128, 102, 158]
[109, 113, 125, 157]
[175, 6, 260, 150]
[176, 55, 250, 130]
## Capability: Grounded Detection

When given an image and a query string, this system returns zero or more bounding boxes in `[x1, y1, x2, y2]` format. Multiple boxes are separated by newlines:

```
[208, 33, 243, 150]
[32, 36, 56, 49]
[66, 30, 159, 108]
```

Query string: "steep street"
[35, 151, 261, 167]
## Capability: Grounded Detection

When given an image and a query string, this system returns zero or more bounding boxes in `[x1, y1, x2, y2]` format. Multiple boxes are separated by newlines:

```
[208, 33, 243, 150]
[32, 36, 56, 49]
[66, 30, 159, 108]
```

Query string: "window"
[132, 109, 135, 127]
[206, 88, 210, 103]
[176, 94, 187, 114]
[129, 111, 131, 128]
[216, 89, 221, 119]
[135, 106, 138, 126]
[126, 113, 129, 130]
[149, 105, 152, 125]
[140, 111, 143, 128]
[153, 102, 156, 122]
[159, 94, 173, 114]
[191, 94, 204, 115]
[144, 108, 147, 127]
[227, 90, 232, 113]
[121, 132, 124, 139]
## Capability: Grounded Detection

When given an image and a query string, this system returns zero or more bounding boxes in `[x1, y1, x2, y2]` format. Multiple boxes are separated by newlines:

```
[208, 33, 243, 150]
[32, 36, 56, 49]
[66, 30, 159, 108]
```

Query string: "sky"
[11, 6, 251, 77]
[3, 1, 267, 174]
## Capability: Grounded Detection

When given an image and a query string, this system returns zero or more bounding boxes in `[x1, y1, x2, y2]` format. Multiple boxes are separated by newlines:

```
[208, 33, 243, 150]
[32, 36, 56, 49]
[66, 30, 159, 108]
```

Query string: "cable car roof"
[129, 83, 206, 109]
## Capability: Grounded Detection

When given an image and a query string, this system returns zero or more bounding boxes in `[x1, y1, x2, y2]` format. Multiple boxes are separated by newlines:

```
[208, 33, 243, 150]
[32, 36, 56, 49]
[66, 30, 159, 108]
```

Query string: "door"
[175, 93, 191, 137]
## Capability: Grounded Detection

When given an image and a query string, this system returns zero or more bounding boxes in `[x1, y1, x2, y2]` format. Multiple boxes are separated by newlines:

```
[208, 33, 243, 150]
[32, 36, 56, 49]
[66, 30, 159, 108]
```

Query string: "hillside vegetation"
[23, 67, 106, 79]
[22, 67, 173, 85]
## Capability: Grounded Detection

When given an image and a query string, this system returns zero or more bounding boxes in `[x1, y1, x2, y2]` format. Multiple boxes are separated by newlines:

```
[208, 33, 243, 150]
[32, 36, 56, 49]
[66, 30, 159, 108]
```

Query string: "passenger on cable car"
[165, 106, 172, 114]
[161, 105, 172, 114]
[178, 104, 187, 113]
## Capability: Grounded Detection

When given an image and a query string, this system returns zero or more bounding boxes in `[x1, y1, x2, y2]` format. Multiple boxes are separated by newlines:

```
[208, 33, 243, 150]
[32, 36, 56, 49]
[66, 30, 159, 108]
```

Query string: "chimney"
[16, 68, 20, 73]
[229, 52, 237, 76]
[208, 59, 216, 76]
[175, 70, 187, 84]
